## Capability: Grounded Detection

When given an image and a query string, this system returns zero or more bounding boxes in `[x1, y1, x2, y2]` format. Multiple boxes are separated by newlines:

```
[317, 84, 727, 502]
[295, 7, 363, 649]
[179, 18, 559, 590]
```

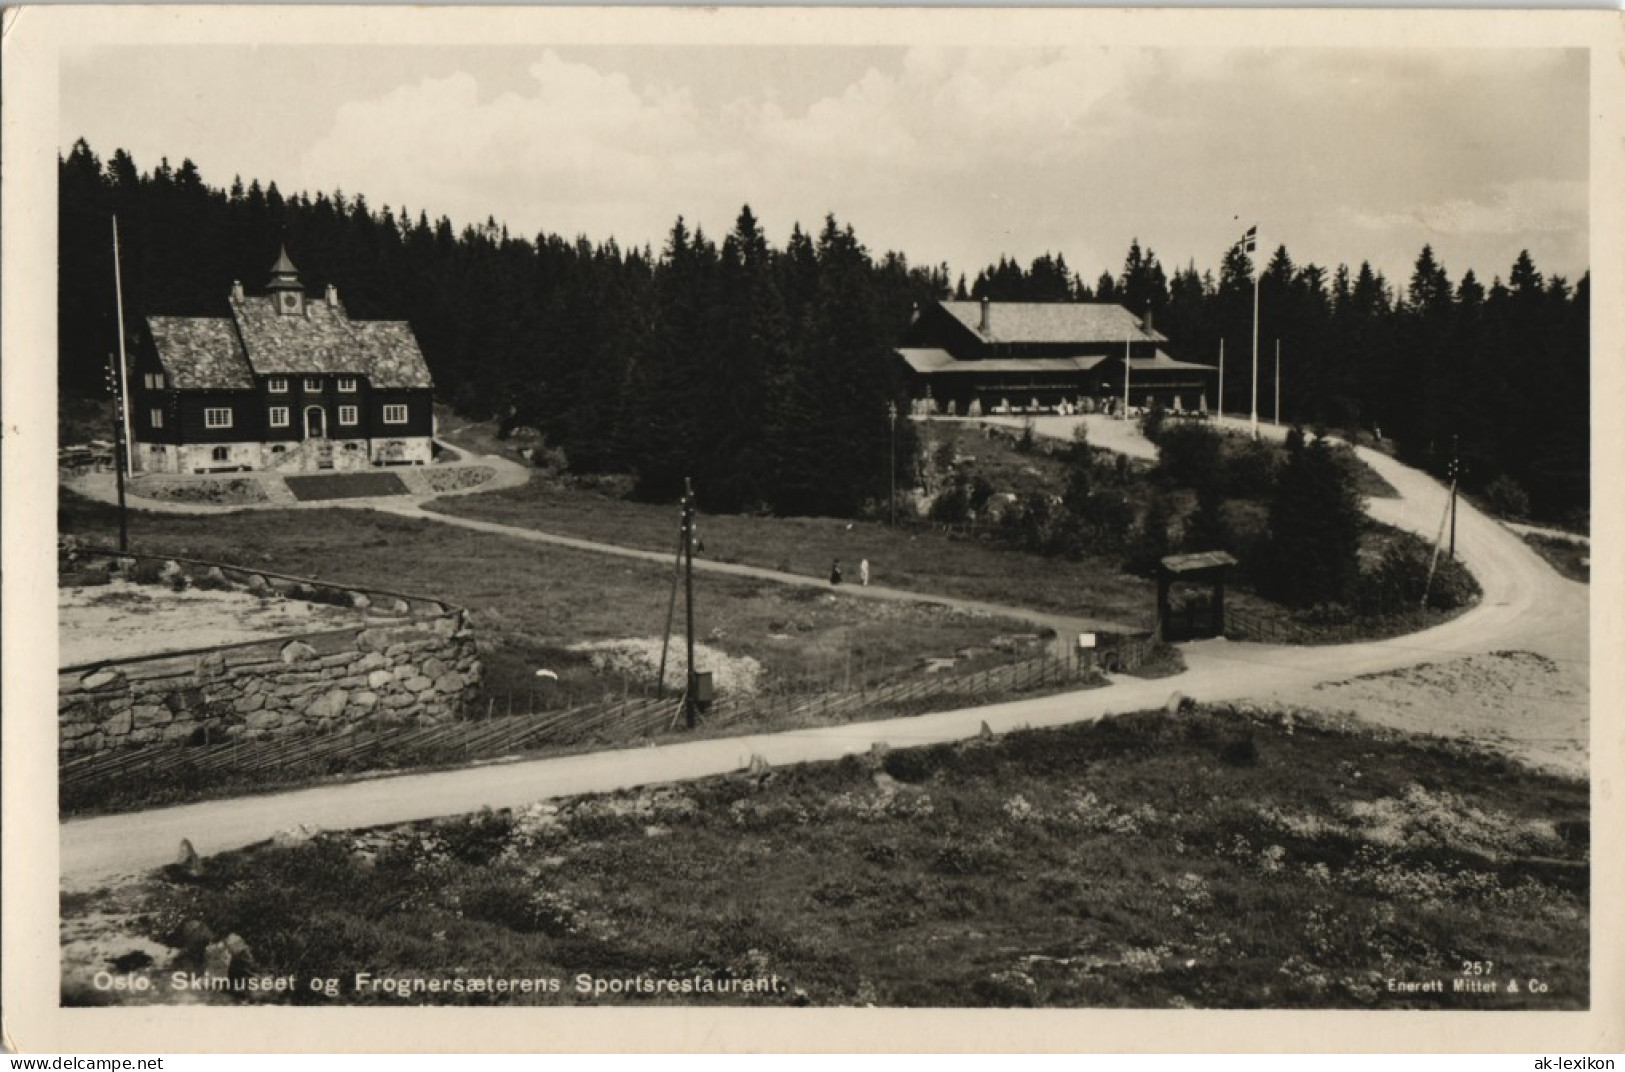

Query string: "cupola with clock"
[266, 244, 306, 317]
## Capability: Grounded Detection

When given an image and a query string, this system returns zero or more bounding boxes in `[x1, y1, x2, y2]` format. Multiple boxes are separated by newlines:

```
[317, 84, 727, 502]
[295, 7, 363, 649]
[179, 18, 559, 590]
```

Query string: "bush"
[1482, 475, 1531, 520]
[1222, 438, 1279, 498]
[1155, 423, 1223, 492]
[1139, 404, 1168, 443]
[1358, 539, 1481, 614]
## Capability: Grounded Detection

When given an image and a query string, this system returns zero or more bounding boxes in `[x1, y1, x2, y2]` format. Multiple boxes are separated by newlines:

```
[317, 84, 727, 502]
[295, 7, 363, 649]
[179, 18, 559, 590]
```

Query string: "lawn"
[424, 476, 1157, 628]
[58, 492, 1047, 704]
[65, 703, 1587, 1009]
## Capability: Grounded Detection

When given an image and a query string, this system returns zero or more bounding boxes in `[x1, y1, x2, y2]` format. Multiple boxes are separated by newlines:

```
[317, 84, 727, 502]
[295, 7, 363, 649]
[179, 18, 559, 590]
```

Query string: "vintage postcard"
[3, 4, 1621, 1054]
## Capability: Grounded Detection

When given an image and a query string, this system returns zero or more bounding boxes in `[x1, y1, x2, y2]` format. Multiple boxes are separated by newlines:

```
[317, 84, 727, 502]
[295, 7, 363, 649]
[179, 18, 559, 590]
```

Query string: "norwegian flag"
[1238, 225, 1257, 253]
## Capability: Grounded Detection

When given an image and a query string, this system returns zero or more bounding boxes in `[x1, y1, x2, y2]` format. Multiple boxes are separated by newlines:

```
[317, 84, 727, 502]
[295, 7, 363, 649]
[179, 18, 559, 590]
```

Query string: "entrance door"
[305, 406, 334, 469]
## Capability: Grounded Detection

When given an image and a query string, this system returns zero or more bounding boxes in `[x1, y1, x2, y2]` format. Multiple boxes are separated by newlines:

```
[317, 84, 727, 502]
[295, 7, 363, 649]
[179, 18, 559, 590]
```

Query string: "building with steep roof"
[897, 298, 1216, 416]
[128, 247, 436, 474]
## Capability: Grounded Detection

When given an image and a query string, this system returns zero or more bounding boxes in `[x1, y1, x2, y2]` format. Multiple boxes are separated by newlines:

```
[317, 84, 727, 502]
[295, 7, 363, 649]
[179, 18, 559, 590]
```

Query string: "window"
[338, 377, 358, 393]
[142, 373, 154, 389]
[268, 406, 290, 428]
[150, 408, 163, 429]
[382, 404, 408, 425]
[338, 405, 359, 426]
[304, 377, 322, 392]
[204, 407, 233, 429]
[271, 445, 287, 455]
[211, 447, 229, 462]
[268, 377, 289, 394]
[154, 372, 166, 389]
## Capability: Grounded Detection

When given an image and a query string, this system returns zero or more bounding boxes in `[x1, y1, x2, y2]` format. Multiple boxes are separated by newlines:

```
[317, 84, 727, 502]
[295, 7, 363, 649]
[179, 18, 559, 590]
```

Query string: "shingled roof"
[940, 301, 1167, 345]
[147, 316, 254, 389]
[147, 296, 433, 390]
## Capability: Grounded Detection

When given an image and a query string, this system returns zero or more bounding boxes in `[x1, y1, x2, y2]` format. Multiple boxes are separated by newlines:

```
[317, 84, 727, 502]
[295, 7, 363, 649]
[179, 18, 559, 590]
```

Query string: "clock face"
[282, 293, 298, 310]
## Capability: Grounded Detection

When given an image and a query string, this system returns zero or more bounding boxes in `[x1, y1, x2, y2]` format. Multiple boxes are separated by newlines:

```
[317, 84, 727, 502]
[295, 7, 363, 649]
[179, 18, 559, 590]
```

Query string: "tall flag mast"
[111, 215, 134, 477]
[1217, 338, 1225, 421]
[1122, 333, 1131, 418]
[1240, 224, 1259, 441]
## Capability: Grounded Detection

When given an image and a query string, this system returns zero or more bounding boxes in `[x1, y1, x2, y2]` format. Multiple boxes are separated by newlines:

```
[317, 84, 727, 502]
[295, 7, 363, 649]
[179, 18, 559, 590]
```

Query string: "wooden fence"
[59, 647, 1137, 803]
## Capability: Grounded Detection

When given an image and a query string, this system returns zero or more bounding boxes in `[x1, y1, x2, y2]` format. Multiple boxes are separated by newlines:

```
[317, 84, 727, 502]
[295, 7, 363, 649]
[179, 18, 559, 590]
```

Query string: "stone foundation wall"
[132, 436, 433, 474]
[59, 551, 481, 755]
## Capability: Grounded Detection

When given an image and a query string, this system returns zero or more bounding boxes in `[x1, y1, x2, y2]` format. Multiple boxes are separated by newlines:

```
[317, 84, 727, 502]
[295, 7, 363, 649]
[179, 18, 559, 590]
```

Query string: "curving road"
[59, 419, 1588, 890]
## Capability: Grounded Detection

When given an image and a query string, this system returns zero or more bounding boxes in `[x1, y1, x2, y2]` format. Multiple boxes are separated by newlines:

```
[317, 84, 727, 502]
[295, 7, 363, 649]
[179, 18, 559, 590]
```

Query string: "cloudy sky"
[61, 43, 1589, 289]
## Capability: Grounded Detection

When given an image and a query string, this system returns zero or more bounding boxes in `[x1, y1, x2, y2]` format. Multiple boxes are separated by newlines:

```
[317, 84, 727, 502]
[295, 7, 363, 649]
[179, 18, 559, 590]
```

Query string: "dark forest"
[59, 139, 1589, 523]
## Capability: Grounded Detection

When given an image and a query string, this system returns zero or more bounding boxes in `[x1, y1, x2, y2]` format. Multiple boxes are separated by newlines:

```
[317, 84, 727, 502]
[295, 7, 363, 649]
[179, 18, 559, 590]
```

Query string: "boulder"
[81, 669, 125, 692]
[422, 657, 448, 679]
[271, 824, 321, 848]
[308, 689, 349, 721]
[280, 641, 318, 664]
[367, 669, 394, 690]
[132, 704, 172, 729]
[175, 839, 204, 879]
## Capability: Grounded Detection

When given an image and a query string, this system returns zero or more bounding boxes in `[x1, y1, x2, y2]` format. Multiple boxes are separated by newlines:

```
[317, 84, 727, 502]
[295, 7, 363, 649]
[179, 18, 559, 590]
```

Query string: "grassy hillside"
[65, 704, 1587, 1009]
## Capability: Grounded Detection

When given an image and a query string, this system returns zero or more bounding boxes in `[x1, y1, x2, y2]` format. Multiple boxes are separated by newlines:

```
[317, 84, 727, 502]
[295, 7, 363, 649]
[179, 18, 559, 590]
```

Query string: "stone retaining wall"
[59, 549, 481, 755]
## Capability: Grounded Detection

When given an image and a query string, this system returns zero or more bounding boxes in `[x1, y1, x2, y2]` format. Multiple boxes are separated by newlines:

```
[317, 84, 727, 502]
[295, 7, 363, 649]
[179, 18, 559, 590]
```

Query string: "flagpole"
[1249, 232, 1260, 442]
[1217, 338, 1225, 422]
[1123, 333, 1131, 419]
[112, 215, 134, 478]
[1274, 338, 1281, 426]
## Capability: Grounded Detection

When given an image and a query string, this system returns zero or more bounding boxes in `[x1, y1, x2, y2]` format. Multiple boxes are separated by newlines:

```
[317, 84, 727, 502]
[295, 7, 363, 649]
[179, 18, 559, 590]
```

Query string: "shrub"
[1222, 438, 1279, 498]
[436, 808, 515, 866]
[1358, 540, 1481, 614]
[1482, 475, 1531, 520]
[1139, 403, 1168, 443]
[1155, 423, 1223, 492]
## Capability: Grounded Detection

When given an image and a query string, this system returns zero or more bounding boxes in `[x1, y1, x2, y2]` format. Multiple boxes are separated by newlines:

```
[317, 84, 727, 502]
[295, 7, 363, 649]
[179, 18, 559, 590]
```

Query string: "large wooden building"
[127, 248, 435, 474]
[896, 298, 1216, 416]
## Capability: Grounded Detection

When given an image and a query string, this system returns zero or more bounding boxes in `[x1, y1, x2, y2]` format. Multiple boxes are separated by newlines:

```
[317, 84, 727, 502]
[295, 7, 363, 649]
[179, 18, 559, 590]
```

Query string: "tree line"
[959, 237, 1589, 524]
[60, 139, 1589, 523]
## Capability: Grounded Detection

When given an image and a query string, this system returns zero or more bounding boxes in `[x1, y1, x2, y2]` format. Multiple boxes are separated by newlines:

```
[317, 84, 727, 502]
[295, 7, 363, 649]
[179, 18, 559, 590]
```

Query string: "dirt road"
[59, 421, 1589, 889]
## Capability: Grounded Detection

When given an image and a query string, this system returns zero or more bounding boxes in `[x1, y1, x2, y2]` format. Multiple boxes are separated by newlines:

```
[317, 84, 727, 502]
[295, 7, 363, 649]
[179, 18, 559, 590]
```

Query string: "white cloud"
[1346, 179, 1586, 238]
[278, 45, 1586, 282]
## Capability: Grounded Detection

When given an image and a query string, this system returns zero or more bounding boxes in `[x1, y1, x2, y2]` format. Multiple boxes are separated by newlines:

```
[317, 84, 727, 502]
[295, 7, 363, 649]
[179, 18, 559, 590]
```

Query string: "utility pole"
[105, 353, 129, 552]
[682, 478, 699, 727]
[1448, 435, 1460, 560]
[887, 400, 897, 525]
[1217, 338, 1225, 422]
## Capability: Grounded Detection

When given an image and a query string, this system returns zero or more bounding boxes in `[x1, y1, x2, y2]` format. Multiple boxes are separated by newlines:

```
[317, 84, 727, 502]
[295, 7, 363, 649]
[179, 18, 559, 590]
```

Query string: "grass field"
[64, 703, 1587, 1009]
[425, 476, 1157, 626]
[58, 491, 1049, 704]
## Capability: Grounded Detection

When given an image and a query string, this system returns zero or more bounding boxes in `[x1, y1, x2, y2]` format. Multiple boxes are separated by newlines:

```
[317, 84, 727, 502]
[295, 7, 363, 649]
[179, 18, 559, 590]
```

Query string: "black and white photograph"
[3, 4, 1621, 1054]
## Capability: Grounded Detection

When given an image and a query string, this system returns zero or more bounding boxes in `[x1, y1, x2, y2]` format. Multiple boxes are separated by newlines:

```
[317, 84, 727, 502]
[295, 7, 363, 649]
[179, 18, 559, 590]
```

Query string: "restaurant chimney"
[326, 283, 339, 309]
[980, 297, 991, 334]
[230, 280, 244, 303]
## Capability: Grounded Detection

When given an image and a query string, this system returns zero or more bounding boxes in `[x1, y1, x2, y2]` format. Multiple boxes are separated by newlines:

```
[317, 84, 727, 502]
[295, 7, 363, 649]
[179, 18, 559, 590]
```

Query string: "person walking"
[859, 558, 870, 586]
[829, 559, 843, 586]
